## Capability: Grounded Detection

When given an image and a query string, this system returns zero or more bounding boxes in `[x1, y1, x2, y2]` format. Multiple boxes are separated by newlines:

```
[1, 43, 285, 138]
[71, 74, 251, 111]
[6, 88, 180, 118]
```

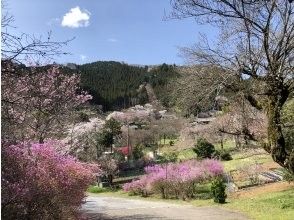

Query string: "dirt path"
[81, 195, 249, 220]
[232, 182, 294, 199]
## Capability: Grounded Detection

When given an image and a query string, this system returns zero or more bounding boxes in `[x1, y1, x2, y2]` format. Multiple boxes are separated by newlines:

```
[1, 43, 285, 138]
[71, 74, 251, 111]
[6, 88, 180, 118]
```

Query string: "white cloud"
[107, 38, 118, 43]
[80, 55, 87, 61]
[61, 6, 90, 28]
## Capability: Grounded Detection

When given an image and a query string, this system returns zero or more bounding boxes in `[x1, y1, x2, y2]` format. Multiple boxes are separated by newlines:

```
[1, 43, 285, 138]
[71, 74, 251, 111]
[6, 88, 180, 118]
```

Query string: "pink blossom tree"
[1, 62, 92, 143]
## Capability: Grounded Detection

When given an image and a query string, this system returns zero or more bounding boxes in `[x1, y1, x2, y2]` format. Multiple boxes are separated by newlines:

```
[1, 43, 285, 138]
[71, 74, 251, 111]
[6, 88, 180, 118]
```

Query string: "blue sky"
[8, 0, 216, 65]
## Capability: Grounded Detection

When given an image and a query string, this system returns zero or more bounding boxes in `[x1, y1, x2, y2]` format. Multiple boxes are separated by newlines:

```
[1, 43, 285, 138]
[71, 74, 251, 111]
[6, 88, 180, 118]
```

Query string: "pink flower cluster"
[123, 159, 224, 199]
[1, 141, 100, 219]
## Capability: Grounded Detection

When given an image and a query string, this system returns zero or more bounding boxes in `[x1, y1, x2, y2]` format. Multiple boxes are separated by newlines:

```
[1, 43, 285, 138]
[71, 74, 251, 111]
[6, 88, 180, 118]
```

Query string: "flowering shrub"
[122, 175, 151, 197]
[1, 141, 100, 220]
[123, 159, 224, 199]
[97, 155, 119, 184]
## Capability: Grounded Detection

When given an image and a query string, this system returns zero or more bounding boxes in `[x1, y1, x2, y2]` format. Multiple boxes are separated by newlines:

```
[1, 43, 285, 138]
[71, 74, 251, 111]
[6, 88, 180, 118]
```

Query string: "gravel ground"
[81, 195, 249, 220]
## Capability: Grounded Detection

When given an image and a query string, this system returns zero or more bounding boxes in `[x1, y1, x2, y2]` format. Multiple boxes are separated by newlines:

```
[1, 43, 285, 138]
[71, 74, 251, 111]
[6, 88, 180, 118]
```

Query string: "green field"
[225, 188, 294, 220]
[223, 153, 272, 172]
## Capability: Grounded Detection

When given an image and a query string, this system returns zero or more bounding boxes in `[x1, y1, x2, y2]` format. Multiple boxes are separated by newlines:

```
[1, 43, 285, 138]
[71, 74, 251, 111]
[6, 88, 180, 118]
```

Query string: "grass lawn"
[223, 151, 272, 172]
[214, 139, 236, 152]
[225, 188, 294, 220]
[158, 138, 178, 146]
[177, 148, 196, 161]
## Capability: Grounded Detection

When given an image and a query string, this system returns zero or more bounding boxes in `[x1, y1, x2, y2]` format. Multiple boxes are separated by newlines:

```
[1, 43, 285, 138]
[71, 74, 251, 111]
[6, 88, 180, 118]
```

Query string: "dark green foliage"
[159, 151, 178, 163]
[105, 118, 122, 136]
[214, 150, 232, 161]
[30, 62, 180, 111]
[133, 144, 144, 160]
[74, 62, 179, 111]
[211, 177, 227, 204]
[193, 138, 216, 159]
[78, 112, 90, 122]
[220, 151, 232, 161]
[148, 63, 179, 107]
[281, 98, 294, 172]
[113, 150, 126, 162]
[137, 86, 149, 104]
[284, 128, 294, 153]
[97, 119, 122, 154]
[97, 130, 113, 153]
[77, 61, 148, 111]
[283, 169, 294, 183]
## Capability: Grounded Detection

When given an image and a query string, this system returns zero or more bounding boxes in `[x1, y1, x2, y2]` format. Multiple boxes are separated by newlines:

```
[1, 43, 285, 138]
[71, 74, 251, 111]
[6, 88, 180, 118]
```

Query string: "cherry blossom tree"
[1, 62, 92, 143]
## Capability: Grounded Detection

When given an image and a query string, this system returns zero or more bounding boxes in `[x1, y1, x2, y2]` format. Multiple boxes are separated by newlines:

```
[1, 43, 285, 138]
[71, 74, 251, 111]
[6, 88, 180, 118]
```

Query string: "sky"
[7, 0, 217, 65]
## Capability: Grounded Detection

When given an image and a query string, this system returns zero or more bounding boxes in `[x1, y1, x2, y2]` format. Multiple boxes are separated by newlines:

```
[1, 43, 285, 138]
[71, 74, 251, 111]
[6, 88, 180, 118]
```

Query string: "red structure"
[115, 146, 130, 156]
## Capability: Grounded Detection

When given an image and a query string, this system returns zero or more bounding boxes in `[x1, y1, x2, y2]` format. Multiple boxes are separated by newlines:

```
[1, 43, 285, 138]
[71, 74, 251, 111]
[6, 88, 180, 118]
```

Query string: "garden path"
[82, 195, 249, 220]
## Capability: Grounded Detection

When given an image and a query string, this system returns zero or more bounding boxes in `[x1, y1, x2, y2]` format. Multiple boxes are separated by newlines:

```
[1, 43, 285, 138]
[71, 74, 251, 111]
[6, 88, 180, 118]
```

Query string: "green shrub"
[133, 144, 144, 160]
[113, 150, 126, 162]
[220, 151, 232, 161]
[283, 170, 294, 183]
[193, 138, 215, 159]
[87, 185, 109, 193]
[160, 151, 178, 163]
[78, 112, 90, 122]
[211, 177, 227, 204]
[209, 147, 232, 161]
[169, 140, 175, 146]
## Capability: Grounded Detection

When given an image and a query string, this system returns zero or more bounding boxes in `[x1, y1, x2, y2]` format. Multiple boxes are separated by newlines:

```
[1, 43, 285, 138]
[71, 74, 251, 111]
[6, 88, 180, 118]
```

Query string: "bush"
[113, 150, 126, 162]
[97, 155, 119, 184]
[214, 150, 233, 161]
[133, 144, 144, 160]
[123, 159, 224, 200]
[160, 151, 178, 163]
[283, 169, 294, 183]
[220, 151, 233, 161]
[193, 138, 216, 159]
[1, 141, 99, 220]
[123, 176, 151, 197]
[211, 177, 227, 203]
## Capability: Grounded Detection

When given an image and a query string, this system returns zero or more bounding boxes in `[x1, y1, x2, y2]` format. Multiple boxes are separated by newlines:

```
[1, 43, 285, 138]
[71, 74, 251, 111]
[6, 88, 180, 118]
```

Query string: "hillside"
[68, 61, 179, 111]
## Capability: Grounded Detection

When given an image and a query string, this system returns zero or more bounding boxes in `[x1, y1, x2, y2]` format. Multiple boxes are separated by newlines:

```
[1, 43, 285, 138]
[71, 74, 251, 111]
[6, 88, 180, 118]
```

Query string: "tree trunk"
[220, 139, 224, 150]
[266, 92, 292, 172]
[234, 136, 241, 148]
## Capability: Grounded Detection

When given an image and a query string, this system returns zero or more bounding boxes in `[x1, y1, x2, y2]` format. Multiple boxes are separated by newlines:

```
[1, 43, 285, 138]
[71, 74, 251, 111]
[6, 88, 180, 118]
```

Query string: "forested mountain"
[147, 63, 179, 107]
[72, 61, 178, 111]
[5, 60, 227, 113]
[76, 61, 148, 110]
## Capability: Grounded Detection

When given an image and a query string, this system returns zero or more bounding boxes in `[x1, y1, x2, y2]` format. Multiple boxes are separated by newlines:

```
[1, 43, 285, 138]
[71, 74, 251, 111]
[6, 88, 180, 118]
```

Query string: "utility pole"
[127, 122, 130, 162]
